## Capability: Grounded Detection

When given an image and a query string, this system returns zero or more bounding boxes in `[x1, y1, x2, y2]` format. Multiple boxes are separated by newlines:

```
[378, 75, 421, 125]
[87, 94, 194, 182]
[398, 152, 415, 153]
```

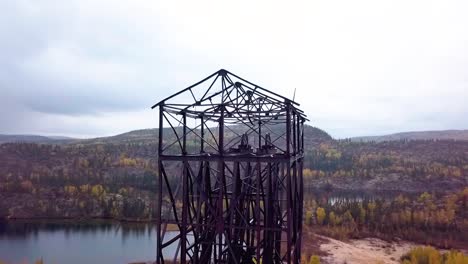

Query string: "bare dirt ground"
[316, 235, 418, 264]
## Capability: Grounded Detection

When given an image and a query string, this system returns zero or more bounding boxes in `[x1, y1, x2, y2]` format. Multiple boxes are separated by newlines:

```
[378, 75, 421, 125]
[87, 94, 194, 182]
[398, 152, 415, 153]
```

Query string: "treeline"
[304, 188, 468, 248]
[2, 139, 467, 195]
[0, 142, 161, 220]
[0, 183, 155, 220]
[305, 140, 468, 178]
[303, 140, 467, 191]
[0, 142, 158, 192]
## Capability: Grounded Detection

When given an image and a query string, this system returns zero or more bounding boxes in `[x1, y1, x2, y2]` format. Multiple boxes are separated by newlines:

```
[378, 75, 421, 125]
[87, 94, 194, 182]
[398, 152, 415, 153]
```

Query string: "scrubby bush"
[309, 255, 320, 264]
[400, 246, 468, 264]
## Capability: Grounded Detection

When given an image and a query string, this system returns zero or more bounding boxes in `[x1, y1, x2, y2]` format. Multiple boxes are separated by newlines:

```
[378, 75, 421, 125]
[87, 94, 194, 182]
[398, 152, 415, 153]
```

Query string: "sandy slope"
[317, 235, 419, 264]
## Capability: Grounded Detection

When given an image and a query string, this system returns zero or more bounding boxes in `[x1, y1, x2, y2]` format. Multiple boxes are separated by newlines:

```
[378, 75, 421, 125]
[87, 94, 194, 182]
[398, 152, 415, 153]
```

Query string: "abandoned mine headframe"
[152, 69, 307, 264]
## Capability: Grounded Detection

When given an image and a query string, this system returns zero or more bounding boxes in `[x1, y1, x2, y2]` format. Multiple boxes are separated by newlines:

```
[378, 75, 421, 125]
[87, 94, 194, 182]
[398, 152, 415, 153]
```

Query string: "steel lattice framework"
[152, 69, 307, 264]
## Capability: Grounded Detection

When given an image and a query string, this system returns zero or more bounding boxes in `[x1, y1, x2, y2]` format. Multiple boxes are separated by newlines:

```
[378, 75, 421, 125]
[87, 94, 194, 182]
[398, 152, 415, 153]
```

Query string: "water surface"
[0, 220, 171, 264]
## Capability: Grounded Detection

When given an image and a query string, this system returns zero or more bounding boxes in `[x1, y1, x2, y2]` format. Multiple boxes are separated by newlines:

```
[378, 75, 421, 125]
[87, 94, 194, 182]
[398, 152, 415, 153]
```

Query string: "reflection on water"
[0, 220, 168, 264]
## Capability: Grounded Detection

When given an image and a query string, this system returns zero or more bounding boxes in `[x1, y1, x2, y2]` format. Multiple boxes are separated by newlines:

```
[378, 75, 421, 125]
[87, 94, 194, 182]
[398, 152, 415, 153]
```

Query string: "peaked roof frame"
[151, 69, 308, 122]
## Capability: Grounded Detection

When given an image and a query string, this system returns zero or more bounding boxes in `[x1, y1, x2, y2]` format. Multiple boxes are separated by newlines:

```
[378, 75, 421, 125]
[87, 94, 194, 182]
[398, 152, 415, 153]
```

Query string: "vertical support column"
[228, 161, 242, 263]
[196, 114, 205, 263]
[218, 71, 227, 262]
[292, 159, 298, 261]
[292, 111, 296, 155]
[156, 104, 164, 264]
[217, 105, 225, 261]
[200, 115, 205, 153]
[181, 111, 188, 264]
[297, 114, 301, 154]
[297, 150, 304, 263]
[158, 105, 164, 154]
[182, 113, 187, 155]
[244, 162, 253, 254]
[286, 103, 291, 156]
[258, 120, 262, 151]
[255, 161, 261, 262]
[273, 162, 282, 263]
[201, 160, 213, 263]
[219, 106, 224, 155]
[301, 119, 305, 152]
[264, 162, 273, 264]
[285, 103, 292, 263]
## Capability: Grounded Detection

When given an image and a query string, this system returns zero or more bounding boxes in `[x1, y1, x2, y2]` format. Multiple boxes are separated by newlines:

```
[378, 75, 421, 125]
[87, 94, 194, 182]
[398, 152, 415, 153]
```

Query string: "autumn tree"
[316, 207, 326, 225]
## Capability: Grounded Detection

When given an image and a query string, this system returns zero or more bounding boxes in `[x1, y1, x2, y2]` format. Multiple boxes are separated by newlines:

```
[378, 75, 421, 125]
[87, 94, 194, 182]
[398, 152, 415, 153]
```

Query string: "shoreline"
[2, 220, 466, 264]
[1, 217, 156, 224]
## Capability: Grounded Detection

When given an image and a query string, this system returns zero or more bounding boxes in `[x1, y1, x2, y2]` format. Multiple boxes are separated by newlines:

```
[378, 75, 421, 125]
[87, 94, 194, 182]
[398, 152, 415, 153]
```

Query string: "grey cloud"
[1, 0, 468, 137]
[0, 1, 171, 116]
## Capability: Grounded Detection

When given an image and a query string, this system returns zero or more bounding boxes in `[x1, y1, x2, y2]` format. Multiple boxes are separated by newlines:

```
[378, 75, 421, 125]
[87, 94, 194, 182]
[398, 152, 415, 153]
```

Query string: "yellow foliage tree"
[309, 255, 320, 264]
[444, 250, 468, 264]
[91, 184, 105, 197]
[305, 211, 313, 226]
[316, 207, 326, 225]
[329, 211, 337, 226]
[401, 246, 441, 264]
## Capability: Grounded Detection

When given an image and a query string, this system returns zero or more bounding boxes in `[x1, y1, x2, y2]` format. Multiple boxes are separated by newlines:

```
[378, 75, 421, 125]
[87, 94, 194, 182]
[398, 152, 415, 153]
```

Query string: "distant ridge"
[0, 134, 77, 144]
[351, 129, 468, 142]
[77, 128, 159, 145]
[77, 125, 334, 146]
[0, 125, 333, 146]
[4, 128, 466, 145]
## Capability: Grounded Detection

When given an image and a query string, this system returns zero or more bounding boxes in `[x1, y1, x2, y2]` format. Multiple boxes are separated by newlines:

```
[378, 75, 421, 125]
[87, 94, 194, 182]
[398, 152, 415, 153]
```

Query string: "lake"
[0, 190, 419, 264]
[0, 220, 175, 264]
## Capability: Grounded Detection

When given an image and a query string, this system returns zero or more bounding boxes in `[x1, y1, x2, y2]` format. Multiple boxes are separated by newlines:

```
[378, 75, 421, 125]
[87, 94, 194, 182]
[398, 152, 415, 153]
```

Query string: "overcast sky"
[1, 0, 467, 138]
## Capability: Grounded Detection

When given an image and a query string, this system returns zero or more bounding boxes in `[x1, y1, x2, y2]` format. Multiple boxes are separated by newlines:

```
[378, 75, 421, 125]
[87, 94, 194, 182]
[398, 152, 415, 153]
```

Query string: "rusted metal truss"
[152, 69, 306, 263]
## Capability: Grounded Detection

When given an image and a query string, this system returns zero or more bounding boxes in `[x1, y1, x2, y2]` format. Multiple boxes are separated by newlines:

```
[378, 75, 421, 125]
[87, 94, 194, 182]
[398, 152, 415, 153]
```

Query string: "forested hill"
[351, 129, 468, 142]
[0, 125, 466, 194]
[0, 125, 333, 146]
[73, 125, 334, 146]
[0, 134, 76, 144]
[77, 129, 159, 145]
[0, 125, 467, 220]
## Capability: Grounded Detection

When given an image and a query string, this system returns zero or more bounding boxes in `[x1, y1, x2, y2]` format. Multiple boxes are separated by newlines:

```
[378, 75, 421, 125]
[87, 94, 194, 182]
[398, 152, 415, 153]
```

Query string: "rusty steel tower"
[152, 69, 307, 263]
